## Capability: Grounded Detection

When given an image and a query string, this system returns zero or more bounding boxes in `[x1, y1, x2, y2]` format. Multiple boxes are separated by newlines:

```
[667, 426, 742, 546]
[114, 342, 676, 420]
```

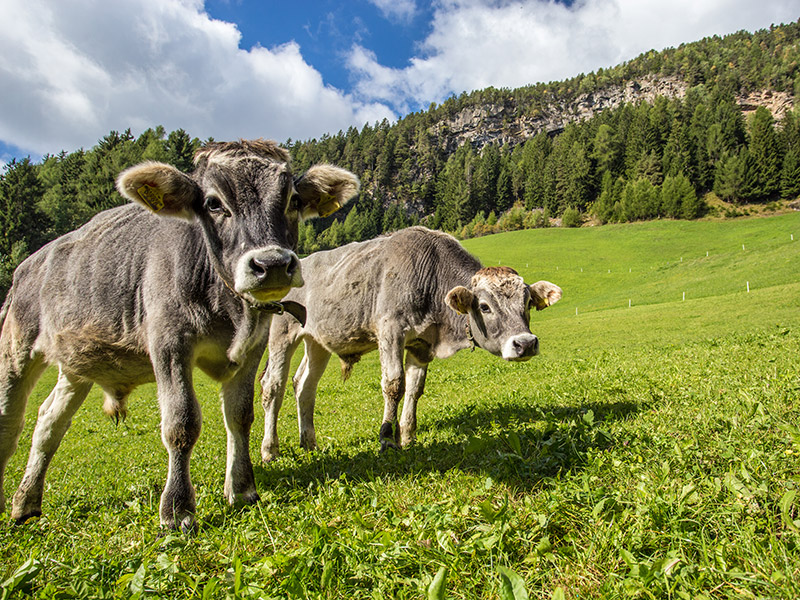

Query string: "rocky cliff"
[429, 76, 794, 153]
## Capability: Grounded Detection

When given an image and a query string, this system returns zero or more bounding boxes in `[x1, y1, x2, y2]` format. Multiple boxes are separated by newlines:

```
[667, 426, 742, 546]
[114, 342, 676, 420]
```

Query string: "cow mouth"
[246, 287, 292, 303]
[506, 355, 534, 363]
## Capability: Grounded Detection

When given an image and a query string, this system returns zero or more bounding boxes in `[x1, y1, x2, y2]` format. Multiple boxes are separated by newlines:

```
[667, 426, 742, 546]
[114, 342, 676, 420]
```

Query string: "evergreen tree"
[714, 150, 750, 202]
[520, 133, 551, 209]
[780, 149, 800, 199]
[0, 158, 49, 257]
[591, 123, 618, 175]
[661, 174, 696, 218]
[747, 107, 782, 198]
[165, 129, 201, 172]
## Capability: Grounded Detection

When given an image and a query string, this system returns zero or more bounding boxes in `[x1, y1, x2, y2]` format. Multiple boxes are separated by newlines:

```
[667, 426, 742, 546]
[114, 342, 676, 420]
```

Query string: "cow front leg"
[0, 346, 46, 518]
[399, 353, 428, 448]
[378, 333, 405, 452]
[260, 322, 303, 462]
[293, 339, 331, 452]
[153, 353, 201, 532]
[10, 366, 87, 523]
[221, 357, 261, 508]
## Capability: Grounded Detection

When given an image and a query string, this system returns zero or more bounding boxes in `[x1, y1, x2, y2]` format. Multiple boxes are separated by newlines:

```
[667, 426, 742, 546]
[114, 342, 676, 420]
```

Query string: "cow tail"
[338, 354, 361, 382]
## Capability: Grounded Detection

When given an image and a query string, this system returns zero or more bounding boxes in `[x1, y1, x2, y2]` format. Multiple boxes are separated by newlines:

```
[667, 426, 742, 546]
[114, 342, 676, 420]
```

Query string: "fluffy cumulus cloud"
[348, 0, 800, 113]
[368, 0, 419, 23]
[0, 0, 394, 156]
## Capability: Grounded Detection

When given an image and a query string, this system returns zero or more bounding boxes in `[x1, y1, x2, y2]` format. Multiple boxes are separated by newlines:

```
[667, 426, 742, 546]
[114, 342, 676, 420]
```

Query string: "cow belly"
[52, 337, 155, 391]
[315, 329, 378, 357]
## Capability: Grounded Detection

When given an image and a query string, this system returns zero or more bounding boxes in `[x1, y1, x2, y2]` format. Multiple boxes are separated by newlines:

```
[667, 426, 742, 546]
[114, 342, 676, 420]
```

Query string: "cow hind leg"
[378, 332, 405, 452]
[293, 339, 331, 452]
[399, 353, 428, 448]
[11, 367, 92, 523]
[0, 350, 46, 517]
[260, 329, 303, 463]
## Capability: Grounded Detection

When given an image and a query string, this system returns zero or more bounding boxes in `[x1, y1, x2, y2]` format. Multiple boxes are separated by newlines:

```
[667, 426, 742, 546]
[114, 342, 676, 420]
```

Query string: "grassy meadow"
[1, 212, 800, 599]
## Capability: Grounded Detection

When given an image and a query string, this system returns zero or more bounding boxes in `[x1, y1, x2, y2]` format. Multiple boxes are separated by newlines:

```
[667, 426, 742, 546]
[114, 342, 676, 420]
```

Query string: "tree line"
[2, 21, 799, 296]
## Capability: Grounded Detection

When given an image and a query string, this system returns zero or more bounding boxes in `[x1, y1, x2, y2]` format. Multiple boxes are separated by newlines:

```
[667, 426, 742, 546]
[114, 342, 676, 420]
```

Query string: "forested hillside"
[2, 20, 799, 298]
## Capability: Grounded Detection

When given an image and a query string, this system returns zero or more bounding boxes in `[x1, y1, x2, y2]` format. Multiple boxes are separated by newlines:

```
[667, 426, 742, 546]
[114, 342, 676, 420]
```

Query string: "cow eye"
[204, 196, 227, 215]
[479, 302, 491, 314]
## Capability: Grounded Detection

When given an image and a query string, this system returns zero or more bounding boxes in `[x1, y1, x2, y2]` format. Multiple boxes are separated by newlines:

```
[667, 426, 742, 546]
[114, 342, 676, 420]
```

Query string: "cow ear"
[530, 280, 562, 311]
[445, 286, 475, 315]
[294, 165, 360, 219]
[116, 162, 199, 220]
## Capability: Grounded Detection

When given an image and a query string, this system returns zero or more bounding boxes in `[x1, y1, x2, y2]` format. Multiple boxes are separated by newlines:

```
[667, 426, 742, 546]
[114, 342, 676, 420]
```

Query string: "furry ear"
[116, 162, 199, 220]
[530, 280, 562, 311]
[445, 286, 475, 314]
[294, 164, 360, 218]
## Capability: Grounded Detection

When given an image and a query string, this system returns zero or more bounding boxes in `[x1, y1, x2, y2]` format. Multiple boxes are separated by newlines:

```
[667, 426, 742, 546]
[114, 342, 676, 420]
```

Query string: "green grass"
[2, 214, 800, 599]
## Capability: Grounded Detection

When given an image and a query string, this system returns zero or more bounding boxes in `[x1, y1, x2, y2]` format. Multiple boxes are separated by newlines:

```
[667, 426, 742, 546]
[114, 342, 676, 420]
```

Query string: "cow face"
[445, 267, 561, 361]
[117, 140, 359, 305]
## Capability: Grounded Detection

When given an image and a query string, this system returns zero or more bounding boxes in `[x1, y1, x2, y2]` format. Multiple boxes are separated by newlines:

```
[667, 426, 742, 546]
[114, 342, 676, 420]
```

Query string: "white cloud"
[0, 0, 394, 157]
[368, 0, 418, 23]
[348, 0, 800, 111]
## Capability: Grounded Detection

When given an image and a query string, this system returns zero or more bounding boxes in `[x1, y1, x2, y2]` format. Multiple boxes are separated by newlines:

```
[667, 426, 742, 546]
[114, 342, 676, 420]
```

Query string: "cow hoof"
[379, 438, 400, 453]
[262, 450, 280, 463]
[239, 491, 260, 506]
[12, 509, 42, 526]
[227, 487, 260, 508]
[179, 516, 198, 535]
[160, 513, 195, 532]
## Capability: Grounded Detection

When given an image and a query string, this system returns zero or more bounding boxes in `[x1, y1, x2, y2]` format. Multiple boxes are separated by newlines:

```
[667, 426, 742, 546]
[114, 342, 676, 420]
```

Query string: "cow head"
[445, 267, 561, 361]
[116, 139, 359, 305]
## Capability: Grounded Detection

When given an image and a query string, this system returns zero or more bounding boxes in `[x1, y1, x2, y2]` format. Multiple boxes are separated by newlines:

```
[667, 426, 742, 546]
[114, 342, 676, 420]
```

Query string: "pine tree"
[780, 149, 800, 199]
[747, 107, 782, 198]
[714, 150, 749, 202]
[661, 174, 696, 218]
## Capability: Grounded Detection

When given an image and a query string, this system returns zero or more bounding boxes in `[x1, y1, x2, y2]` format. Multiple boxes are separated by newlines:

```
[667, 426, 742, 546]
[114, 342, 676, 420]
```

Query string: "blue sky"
[204, 1, 436, 92]
[1, 0, 797, 168]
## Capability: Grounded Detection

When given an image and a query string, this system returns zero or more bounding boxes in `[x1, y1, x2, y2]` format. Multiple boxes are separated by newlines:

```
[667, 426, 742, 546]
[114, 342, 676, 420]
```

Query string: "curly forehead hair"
[471, 266, 524, 294]
[193, 139, 291, 167]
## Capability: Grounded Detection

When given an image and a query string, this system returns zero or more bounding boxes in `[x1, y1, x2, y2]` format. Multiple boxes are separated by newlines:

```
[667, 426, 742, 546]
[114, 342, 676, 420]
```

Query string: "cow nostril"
[512, 336, 538, 357]
[286, 254, 299, 277]
[250, 254, 291, 281]
[249, 256, 269, 279]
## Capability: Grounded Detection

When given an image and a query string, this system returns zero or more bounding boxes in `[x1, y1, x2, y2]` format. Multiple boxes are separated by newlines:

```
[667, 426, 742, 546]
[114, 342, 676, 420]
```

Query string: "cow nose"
[504, 334, 539, 361]
[235, 247, 302, 298]
[249, 253, 298, 282]
[512, 336, 537, 356]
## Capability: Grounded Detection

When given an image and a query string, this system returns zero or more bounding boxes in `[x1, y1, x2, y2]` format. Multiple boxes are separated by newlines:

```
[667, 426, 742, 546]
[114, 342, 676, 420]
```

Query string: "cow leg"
[152, 352, 201, 532]
[378, 332, 405, 451]
[11, 367, 92, 523]
[399, 352, 428, 447]
[293, 339, 330, 452]
[221, 352, 262, 508]
[260, 323, 303, 462]
[0, 348, 46, 518]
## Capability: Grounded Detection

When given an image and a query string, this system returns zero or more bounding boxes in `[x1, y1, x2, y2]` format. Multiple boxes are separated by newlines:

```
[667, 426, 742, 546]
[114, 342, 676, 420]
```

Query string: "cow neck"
[465, 321, 480, 351]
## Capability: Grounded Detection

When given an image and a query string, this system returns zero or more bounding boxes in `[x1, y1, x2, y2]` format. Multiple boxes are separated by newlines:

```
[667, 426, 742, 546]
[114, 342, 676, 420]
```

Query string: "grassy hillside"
[465, 212, 800, 316]
[1, 215, 799, 598]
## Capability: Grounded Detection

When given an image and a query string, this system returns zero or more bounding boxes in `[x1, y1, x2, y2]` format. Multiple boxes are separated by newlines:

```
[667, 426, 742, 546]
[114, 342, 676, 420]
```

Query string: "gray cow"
[0, 139, 359, 530]
[260, 226, 561, 460]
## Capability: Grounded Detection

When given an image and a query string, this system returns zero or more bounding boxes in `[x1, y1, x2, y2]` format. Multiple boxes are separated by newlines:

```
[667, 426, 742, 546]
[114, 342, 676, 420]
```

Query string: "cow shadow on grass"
[253, 399, 643, 499]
